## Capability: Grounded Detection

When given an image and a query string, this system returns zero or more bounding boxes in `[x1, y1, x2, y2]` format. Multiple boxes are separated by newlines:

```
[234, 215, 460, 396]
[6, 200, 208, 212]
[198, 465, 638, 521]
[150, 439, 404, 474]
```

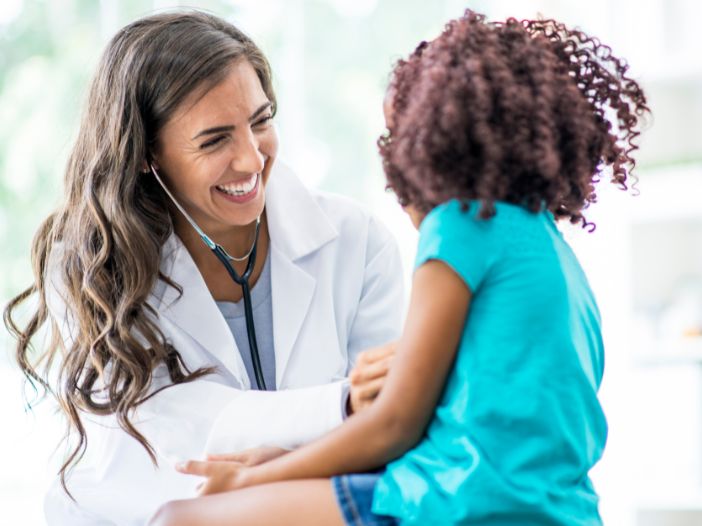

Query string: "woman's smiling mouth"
[214, 173, 260, 203]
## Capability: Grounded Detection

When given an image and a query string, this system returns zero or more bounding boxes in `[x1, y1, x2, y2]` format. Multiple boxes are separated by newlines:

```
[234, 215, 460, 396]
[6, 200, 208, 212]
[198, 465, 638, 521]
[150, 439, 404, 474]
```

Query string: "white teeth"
[216, 173, 258, 196]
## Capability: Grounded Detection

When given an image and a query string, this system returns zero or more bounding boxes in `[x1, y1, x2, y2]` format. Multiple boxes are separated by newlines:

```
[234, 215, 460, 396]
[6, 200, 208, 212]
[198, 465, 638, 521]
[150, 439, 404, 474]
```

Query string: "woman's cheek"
[261, 129, 279, 186]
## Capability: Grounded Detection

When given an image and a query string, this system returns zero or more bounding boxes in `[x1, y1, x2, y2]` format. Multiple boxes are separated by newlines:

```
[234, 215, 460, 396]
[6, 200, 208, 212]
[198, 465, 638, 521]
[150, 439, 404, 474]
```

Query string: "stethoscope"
[149, 164, 268, 391]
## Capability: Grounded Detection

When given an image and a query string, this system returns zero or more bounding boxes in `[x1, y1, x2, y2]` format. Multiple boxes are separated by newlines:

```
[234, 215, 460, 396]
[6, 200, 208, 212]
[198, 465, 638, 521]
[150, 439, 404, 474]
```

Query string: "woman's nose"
[231, 131, 265, 174]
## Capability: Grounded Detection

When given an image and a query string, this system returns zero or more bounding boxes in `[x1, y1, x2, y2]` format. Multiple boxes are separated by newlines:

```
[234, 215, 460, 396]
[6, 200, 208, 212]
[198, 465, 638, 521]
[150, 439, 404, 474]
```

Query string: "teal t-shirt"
[372, 200, 607, 526]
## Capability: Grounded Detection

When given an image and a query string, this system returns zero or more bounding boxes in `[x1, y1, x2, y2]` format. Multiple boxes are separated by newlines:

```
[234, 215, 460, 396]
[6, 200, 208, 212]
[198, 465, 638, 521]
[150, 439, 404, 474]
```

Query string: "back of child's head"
[379, 10, 649, 227]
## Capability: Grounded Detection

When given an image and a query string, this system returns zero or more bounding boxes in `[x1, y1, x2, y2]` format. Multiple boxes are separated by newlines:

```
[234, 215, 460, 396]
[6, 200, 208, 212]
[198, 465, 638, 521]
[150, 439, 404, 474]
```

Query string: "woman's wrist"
[242, 448, 306, 488]
[241, 462, 278, 488]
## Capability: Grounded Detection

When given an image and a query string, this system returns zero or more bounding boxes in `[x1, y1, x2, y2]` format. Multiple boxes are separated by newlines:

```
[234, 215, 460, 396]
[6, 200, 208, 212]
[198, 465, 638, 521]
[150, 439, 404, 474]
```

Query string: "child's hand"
[176, 459, 249, 496]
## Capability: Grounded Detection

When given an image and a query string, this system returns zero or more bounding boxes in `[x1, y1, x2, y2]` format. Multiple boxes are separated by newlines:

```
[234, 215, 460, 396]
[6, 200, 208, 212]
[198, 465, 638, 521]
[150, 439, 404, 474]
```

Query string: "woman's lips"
[213, 173, 260, 204]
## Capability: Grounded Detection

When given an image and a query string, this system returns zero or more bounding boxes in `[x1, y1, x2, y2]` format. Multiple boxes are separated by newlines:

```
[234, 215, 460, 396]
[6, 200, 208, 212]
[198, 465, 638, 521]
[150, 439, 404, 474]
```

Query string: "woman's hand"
[177, 458, 249, 496]
[348, 341, 396, 415]
[176, 447, 290, 495]
[206, 446, 290, 466]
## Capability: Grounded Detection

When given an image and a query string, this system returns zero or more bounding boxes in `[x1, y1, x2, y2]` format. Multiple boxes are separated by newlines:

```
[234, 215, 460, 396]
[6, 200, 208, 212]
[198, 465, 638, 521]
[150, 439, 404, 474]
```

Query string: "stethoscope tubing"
[150, 164, 267, 391]
[212, 234, 267, 391]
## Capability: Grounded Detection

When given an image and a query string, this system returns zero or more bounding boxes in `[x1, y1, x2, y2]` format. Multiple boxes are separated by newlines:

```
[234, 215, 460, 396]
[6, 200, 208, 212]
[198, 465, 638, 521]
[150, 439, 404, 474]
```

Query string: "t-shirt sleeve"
[414, 201, 499, 292]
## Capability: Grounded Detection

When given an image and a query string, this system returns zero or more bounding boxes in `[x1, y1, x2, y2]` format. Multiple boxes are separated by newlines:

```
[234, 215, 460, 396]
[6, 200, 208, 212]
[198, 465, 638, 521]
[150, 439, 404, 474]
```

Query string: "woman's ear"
[141, 157, 160, 174]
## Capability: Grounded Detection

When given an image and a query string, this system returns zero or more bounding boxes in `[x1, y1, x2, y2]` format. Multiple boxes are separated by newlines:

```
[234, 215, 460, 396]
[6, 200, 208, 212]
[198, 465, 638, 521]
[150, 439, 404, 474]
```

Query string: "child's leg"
[149, 479, 346, 526]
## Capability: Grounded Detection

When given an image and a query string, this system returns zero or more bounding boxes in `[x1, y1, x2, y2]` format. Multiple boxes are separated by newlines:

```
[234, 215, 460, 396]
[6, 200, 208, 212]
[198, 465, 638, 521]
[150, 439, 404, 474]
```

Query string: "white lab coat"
[43, 162, 404, 525]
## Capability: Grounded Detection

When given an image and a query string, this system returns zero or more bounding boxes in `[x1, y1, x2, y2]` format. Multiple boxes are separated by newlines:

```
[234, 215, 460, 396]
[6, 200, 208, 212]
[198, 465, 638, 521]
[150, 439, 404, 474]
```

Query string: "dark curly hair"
[379, 10, 649, 228]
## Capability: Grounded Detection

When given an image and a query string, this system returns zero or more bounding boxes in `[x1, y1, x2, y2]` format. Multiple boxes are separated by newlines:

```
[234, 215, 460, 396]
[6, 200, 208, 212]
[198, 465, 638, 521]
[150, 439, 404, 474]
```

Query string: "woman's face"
[153, 59, 278, 234]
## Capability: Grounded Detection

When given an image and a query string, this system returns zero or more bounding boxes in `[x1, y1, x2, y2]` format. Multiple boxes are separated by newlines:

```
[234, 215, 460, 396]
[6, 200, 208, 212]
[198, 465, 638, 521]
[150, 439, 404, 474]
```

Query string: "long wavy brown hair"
[380, 10, 649, 228]
[3, 11, 276, 495]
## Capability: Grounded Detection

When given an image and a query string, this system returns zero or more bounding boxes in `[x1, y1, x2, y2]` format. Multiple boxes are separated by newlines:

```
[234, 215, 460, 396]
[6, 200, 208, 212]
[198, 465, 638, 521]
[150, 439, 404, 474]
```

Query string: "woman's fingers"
[356, 342, 396, 365]
[350, 356, 392, 384]
[197, 476, 224, 496]
[351, 341, 397, 384]
[176, 460, 216, 476]
[348, 341, 397, 414]
[356, 376, 385, 401]
[349, 376, 385, 414]
[197, 478, 216, 497]
[176, 460, 239, 477]
[206, 452, 244, 462]
[206, 446, 289, 466]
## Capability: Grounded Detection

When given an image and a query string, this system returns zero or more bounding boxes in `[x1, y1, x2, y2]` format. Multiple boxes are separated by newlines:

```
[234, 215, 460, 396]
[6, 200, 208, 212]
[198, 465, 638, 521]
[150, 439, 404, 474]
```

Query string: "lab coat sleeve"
[203, 380, 348, 454]
[345, 215, 405, 364]
[110, 366, 350, 459]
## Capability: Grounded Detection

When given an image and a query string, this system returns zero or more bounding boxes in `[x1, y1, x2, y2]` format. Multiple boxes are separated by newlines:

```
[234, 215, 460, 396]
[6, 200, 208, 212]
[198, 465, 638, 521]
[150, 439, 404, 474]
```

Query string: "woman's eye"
[254, 115, 273, 128]
[201, 136, 226, 149]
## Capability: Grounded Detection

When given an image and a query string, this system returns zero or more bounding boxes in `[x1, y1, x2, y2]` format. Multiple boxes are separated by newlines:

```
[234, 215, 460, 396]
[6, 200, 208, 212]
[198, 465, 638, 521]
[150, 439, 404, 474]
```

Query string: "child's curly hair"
[379, 10, 649, 228]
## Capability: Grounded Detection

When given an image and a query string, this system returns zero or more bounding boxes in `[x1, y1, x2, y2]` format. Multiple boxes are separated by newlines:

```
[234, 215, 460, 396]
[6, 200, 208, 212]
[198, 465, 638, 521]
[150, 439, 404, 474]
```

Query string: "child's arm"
[181, 259, 471, 491]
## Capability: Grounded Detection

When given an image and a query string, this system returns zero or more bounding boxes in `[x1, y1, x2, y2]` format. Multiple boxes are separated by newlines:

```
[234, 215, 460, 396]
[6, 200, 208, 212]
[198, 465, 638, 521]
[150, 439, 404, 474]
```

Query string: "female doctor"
[4, 11, 403, 525]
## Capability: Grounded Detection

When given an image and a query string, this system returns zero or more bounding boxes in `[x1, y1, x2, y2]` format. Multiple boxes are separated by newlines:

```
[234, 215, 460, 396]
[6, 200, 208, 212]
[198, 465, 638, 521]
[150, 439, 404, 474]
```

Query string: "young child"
[151, 10, 648, 526]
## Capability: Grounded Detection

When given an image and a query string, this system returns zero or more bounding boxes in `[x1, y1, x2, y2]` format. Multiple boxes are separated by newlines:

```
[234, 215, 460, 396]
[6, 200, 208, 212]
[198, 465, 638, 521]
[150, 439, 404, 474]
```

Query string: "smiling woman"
[154, 60, 276, 229]
[3, 10, 404, 525]
[151, 59, 279, 306]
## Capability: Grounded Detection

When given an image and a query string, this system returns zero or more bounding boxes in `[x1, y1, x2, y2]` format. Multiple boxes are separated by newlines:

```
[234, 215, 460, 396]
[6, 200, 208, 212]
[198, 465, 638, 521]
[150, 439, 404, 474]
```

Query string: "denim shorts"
[331, 472, 398, 526]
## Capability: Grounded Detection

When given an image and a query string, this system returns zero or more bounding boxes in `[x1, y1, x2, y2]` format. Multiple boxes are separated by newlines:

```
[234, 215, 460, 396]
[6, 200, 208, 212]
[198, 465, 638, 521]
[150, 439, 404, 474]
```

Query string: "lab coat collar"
[264, 161, 338, 260]
[266, 163, 339, 385]
[149, 162, 339, 384]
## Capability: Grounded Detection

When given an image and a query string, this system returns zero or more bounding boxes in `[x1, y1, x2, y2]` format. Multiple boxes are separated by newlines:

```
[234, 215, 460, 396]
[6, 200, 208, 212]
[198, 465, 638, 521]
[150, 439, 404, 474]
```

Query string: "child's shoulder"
[420, 199, 552, 239]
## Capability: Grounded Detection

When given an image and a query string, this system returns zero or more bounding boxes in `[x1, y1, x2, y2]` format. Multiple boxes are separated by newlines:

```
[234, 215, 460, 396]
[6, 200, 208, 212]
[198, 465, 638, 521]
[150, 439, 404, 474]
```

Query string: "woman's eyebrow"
[191, 102, 272, 141]
[191, 125, 234, 140]
[249, 101, 272, 122]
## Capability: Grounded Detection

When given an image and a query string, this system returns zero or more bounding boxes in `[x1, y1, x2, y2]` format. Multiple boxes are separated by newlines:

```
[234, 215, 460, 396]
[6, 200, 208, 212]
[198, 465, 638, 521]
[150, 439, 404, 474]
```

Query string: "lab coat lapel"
[149, 235, 250, 386]
[266, 163, 338, 386]
[269, 247, 315, 387]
